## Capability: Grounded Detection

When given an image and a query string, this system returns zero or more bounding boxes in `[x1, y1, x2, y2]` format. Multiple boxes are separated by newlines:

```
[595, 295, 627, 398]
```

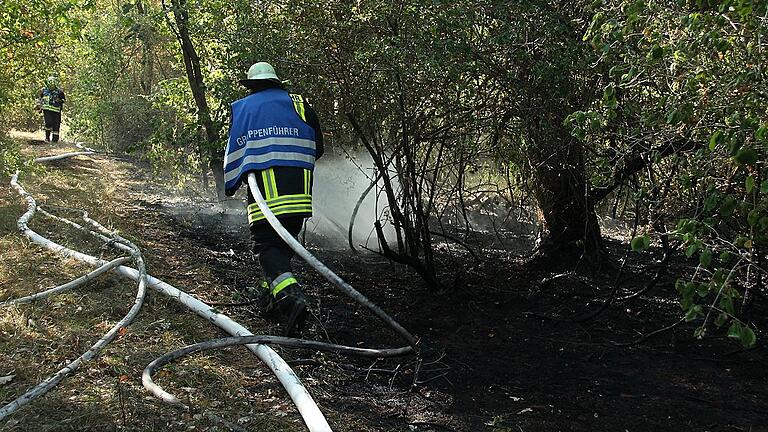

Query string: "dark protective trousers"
[251, 216, 304, 286]
[43, 110, 62, 142]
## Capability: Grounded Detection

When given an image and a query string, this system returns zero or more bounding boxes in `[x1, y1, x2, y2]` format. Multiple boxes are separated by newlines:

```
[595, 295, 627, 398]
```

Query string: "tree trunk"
[209, 155, 226, 200]
[166, 0, 226, 201]
[528, 127, 605, 266]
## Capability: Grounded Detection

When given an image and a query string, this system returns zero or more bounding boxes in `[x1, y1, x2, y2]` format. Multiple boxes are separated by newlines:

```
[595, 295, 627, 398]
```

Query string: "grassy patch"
[0, 138, 307, 431]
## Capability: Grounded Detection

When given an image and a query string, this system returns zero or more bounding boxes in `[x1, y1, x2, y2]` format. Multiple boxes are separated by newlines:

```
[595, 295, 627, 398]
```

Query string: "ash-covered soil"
[154, 177, 768, 432]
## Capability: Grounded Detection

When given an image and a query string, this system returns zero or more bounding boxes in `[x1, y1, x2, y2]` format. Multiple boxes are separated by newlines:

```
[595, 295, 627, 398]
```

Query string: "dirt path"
[1, 138, 767, 431]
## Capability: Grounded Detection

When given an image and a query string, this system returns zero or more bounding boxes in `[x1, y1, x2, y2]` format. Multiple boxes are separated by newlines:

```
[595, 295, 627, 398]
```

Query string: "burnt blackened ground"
[9, 138, 763, 432]
[156, 199, 768, 432]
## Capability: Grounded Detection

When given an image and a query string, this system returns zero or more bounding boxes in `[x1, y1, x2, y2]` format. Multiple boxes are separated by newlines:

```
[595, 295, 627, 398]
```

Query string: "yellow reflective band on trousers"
[42, 105, 61, 113]
[303, 169, 311, 194]
[290, 94, 306, 121]
[248, 193, 312, 224]
[261, 168, 277, 200]
[271, 272, 298, 296]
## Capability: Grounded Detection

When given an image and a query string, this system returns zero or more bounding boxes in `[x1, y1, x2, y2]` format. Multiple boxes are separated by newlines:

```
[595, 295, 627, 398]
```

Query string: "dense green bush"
[574, 0, 767, 345]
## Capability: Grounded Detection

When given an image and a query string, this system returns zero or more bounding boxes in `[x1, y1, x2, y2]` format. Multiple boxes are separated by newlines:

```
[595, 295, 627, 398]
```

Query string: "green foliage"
[0, 0, 91, 135]
[142, 123, 203, 187]
[61, 1, 173, 151]
[0, 135, 33, 177]
[579, 0, 766, 345]
[0, 0, 764, 342]
[728, 321, 757, 348]
[631, 234, 650, 252]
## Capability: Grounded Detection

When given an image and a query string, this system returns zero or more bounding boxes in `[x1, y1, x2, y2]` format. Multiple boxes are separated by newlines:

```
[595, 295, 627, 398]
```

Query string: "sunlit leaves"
[745, 176, 755, 193]
[708, 130, 722, 151]
[603, 83, 618, 109]
[0, 0, 95, 136]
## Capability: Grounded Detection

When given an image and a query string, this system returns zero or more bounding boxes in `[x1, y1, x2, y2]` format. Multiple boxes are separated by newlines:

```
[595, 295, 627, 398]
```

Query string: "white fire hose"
[246, 173, 418, 350]
[8, 163, 418, 432]
[10, 171, 333, 432]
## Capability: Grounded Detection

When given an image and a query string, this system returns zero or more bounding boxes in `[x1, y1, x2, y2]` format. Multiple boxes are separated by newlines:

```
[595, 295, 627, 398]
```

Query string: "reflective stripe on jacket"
[40, 88, 65, 112]
[246, 166, 314, 226]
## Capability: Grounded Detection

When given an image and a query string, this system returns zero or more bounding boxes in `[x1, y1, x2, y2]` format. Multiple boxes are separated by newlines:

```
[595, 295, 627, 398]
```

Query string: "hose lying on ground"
[10, 170, 333, 432]
[143, 335, 412, 408]
[1, 173, 147, 421]
[141, 173, 419, 417]
[10, 154, 419, 431]
[247, 173, 418, 351]
[0, 256, 131, 306]
[33, 151, 95, 163]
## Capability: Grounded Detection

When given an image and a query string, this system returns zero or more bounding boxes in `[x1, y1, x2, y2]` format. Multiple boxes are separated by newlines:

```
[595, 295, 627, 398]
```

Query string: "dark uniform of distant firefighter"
[38, 76, 66, 142]
[223, 62, 324, 336]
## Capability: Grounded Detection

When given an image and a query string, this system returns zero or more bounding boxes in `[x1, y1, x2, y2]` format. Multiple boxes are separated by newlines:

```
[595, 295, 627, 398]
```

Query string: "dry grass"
[0, 139, 305, 431]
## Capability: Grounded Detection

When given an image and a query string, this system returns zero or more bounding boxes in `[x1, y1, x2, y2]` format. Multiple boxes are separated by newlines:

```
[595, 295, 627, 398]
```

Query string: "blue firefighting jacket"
[224, 88, 317, 196]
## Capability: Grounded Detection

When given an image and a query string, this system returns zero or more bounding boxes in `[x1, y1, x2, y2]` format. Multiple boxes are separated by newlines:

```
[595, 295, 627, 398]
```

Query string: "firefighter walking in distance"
[223, 62, 324, 336]
[38, 76, 66, 142]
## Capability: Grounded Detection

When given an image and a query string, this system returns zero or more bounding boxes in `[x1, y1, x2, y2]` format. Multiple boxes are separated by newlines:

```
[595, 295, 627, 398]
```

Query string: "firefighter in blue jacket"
[38, 76, 66, 142]
[223, 62, 324, 336]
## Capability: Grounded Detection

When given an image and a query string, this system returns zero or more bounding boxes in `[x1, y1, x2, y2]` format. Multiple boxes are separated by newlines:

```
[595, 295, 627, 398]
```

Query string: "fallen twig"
[619, 239, 672, 302]
[429, 229, 481, 262]
[610, 317, 686, 347]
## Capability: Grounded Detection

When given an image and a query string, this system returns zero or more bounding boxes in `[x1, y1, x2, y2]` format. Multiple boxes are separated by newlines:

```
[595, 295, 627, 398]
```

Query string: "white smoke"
[161, 151, 399, 252]
[307, 151, 396, 251]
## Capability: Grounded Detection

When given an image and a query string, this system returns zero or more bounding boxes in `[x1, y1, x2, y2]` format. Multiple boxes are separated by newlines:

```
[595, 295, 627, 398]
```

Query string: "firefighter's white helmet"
[245, 62, 280, 82]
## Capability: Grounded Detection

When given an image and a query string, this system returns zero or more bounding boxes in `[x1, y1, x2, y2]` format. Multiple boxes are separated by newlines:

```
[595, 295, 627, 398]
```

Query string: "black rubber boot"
[275, 285, 307, 337]
[254, 280, 279, 319]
